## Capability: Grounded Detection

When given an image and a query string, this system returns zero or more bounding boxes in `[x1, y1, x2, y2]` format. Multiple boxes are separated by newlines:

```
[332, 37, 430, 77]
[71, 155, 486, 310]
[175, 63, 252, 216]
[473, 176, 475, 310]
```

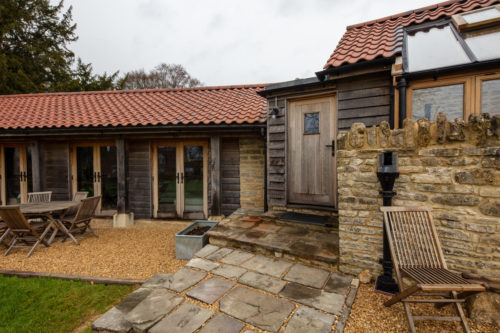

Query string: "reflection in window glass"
[481, 79, 500, 114]
[304, 113, 319, 134]
[412, 84, 464, 121]
[407, 25, 471, 72]
[464, 29, 500, 61]
[462, 7, 500, 24]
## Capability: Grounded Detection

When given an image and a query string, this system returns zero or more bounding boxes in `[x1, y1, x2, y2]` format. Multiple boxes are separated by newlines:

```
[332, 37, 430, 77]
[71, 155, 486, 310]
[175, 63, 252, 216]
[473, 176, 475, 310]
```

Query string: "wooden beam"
[30, 141, 41, 192]
[210, 136, 221, 216]
[116, 138, 128, 213]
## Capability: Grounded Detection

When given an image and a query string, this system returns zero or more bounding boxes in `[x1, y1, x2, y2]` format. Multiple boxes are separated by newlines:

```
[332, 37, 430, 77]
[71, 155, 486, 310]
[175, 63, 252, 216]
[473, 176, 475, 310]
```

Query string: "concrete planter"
[175, 220, 219, 260]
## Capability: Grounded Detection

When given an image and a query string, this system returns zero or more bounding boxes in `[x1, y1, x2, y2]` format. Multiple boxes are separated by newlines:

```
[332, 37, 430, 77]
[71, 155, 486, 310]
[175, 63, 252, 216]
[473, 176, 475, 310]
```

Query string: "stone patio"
[93, 245, 358, 333]
[207, 209, 339, 268]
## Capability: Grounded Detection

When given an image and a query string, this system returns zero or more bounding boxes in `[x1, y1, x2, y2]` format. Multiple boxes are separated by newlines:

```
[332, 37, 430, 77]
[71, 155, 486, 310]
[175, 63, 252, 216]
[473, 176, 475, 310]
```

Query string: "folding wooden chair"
[27, 191, 52, 203]
[0, 221, 9, 248]
[60, 196, 101, 243]
[0, 206, 52, 257]
[381, 206, 485, 333]
[64, 191, 89, 217]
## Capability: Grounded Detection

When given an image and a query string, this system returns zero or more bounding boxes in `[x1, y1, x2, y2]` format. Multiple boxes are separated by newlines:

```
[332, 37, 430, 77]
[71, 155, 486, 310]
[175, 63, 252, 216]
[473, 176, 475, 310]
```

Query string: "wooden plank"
[210, 136, 221, 216]
[30, 141, 41, 192]
[338, 86, 390, 101]
[127, 142, 151, 218]
[338, 95, 390, 110]
[338, 105, 390, 119]
[116, 138, 128, 214]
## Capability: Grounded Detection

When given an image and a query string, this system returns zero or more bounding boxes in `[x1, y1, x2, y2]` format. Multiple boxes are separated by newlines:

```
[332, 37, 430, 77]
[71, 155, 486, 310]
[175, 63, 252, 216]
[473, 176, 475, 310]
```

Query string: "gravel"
[345, 283, 497, 333]
[0, 222, 189, 280]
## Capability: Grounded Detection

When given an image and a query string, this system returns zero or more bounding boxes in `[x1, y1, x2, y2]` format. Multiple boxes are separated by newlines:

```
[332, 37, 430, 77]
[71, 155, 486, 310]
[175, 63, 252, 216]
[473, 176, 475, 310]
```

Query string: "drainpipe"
[260, 126, 268, 212]
[397, 77, 408, 128]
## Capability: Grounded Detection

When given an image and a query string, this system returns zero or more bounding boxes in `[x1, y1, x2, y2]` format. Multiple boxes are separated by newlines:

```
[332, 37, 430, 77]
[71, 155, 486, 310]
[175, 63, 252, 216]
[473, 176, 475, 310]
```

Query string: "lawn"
[0, 275, 136, 333]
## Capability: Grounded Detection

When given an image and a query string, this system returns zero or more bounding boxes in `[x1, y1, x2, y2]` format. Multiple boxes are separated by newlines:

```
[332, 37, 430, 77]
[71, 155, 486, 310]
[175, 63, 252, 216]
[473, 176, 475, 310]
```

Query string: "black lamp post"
[375, 152, 400, 295]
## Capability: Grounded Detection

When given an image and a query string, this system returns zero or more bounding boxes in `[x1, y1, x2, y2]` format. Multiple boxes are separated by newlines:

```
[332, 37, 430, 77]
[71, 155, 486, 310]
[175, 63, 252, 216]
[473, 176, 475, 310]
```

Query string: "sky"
[58, 0, 440, 86]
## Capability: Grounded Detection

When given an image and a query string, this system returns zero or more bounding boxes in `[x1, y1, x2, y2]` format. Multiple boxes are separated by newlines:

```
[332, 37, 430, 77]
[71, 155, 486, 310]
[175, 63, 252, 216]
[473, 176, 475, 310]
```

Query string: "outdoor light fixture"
[269, 107, 279, 119]
[375, 151, 400, 295]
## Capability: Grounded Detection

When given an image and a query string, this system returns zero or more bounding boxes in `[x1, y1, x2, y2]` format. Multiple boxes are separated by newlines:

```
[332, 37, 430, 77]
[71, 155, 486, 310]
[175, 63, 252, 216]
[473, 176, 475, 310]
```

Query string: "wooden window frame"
[452, 5, 500, 31]
[475, 72, 500, 114]
[0, 143, 31, 205]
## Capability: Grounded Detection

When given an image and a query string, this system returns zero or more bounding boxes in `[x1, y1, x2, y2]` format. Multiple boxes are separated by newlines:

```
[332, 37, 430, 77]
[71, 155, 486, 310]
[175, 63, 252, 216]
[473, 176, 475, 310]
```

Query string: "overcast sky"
[59, 0, 438, 86]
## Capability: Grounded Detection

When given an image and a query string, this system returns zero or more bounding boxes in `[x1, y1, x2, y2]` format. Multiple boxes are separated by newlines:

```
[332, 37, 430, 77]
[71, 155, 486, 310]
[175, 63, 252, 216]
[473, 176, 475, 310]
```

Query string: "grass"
[0, 275, 136, 333]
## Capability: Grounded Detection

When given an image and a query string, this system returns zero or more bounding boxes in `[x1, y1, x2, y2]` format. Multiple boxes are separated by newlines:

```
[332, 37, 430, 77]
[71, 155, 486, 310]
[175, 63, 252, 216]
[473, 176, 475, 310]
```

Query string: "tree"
[0, 0, 117, 94]
[118, 63, 202, 90]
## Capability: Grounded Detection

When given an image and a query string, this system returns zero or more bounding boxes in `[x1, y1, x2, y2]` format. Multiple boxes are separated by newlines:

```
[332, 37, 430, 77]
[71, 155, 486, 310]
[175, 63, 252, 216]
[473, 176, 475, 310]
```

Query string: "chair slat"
[27, 191, 52, 203]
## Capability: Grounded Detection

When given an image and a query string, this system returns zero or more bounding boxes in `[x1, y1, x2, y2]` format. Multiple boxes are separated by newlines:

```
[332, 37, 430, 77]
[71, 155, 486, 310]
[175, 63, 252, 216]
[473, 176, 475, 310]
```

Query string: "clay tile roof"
[323, 0, 500, 69]
[0, 85, 267, 130]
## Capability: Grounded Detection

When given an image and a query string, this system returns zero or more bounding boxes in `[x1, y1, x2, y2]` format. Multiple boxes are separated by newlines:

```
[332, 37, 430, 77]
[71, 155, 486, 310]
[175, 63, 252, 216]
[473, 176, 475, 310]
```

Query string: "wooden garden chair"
[64, 191, 89, 217]
[27, 191, 52, 203]
[0, 206, 52, 257]
[60, 196, 101, 243]
[381, 206, 485, 333]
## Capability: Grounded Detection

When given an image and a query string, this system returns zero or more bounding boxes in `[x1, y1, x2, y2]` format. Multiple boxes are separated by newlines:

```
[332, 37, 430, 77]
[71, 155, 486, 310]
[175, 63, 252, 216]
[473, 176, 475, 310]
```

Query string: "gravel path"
[0, 222, 189, 280]
[345, 283, 497, 333]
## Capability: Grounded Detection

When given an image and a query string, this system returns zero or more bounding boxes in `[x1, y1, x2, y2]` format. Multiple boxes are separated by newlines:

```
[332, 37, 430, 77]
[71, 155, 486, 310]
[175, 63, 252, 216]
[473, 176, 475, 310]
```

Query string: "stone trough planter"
[175, 220, 219, 259]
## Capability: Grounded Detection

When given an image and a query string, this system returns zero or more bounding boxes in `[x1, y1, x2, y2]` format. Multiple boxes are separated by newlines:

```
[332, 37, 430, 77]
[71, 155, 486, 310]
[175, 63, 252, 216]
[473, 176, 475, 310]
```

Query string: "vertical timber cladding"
[337, 72, 392, 131]
[40, 142, 71, 200]
[127, 141, 152, 218]
[220, 138, 240, 216]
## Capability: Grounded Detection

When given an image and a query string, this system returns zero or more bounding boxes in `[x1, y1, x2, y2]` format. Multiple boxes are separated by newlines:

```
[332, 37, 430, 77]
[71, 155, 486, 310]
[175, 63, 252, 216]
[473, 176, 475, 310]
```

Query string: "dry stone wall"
[337, 113, 500, 277]
[239, 137, 265, 210]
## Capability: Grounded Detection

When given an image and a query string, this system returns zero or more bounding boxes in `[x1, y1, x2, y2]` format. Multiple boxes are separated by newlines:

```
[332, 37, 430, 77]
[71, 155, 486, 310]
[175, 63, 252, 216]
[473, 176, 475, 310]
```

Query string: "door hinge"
[325, 140, 335, 156]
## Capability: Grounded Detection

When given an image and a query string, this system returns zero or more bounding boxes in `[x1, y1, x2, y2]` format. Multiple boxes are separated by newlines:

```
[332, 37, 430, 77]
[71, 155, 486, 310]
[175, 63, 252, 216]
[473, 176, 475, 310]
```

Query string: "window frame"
[452, 5, 500, 31]
[474, 72, 500, 114]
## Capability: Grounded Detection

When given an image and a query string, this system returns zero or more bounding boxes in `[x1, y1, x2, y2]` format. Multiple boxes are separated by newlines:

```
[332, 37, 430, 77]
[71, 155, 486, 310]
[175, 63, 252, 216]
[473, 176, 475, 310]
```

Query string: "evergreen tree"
[0, 0, 117, 94]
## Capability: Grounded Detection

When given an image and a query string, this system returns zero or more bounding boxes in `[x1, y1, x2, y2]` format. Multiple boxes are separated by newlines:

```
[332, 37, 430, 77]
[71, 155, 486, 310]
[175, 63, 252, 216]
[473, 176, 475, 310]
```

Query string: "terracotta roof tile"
[324, 0, 500, 68]
[0, 85, 267, 130]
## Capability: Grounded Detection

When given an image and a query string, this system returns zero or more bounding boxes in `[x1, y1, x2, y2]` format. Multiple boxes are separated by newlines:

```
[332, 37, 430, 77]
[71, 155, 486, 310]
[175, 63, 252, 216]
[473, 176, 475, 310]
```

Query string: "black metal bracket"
[325, 140, 335, 156]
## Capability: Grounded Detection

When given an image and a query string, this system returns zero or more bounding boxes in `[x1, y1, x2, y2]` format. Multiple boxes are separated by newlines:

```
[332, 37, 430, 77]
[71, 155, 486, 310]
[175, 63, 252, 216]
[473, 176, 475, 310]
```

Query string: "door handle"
[176, 173, 179, 184]
[93, 172, 97, 182]
[97, 172, 101, 182]
[181, 173, 184, 184]
[325, 140, 335, 156]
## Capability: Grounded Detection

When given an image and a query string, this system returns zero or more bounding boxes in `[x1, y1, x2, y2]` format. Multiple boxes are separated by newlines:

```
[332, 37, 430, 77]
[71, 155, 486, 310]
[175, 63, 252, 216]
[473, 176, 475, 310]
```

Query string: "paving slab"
[220, 249, 255, 265]
[324, 272, 353, 295]
[142, 274, 174, 289]
[252, 222, 282, 233]
[284, 306, 335, 333]
[280, 226, 310, 237]
[279, 283, 345, 315]
[284, 264, 330, 288]
[150, 302, 213, 333]
[207, 225, 247, 239]
[238, 271, 287, 294]
[205, 247, 233, 261]
[162, 267, 207, 292]
[255, 233, 295, 251]
[199, 314, 245, 333]
[114, 288, 154, 313]
[220, 286, 295, 332]
[195, 244, 220, 258]
[241, 255, 293, 278]
[212, 264, 247, 280]
[125, 289, 184, 332]
[236, 230, 267, 243]
[186, 258, 220, 271]
[187, 277, 235, 304]
[92, 307, 131, 332]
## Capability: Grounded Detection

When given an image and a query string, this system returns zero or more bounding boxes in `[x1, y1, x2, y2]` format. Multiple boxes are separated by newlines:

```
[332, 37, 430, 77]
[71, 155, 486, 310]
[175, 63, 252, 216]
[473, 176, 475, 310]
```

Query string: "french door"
[0, 144, 32, 205]
[153, 141, 207, 219]
[71, 143, 117, 215]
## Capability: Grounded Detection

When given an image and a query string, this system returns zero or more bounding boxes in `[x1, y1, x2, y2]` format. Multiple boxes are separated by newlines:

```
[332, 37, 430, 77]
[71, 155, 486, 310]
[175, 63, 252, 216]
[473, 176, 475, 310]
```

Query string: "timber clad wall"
[41, 143, 70, 201]
[221, 138, 241, 216]
[336, 72, 391, 131]
[337, 115, 500, 277]
[127, 141, 152, 218]
[266, 71, 392, 209]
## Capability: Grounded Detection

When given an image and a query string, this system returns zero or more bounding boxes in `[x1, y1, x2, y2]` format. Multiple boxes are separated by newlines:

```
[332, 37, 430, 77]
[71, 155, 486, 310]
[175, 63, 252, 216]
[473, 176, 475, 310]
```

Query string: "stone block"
[150, 302, 213, 333]
[454, 169, 494, 185]
[479, 200, 500, 217]
[418, 148, 461, 157]
[284, 306, 335, 333]
[279, 283, 345, 315]
[466, 292, 500, 326]
[199, 314, 246, 333]
[92, 307, 131, 332]
[238, 271, 287, 294]
[431, 194, 479, 206]
[187, 277, 235, 304]
[283, 264, 330, 288]
[241, 255, 293, 278]
[186, 258, 220, 271]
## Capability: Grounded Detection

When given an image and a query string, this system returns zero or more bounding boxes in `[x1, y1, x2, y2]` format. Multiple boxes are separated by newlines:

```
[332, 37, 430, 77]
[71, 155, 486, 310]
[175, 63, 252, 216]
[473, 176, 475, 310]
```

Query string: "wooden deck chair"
[0, 221, 9, 248]
[64, 191, 89, 217]
[381, 206, 485, 333]
[0, 207, 52, 257]
[61, 196, 101, 242]
[27, 191, 52, 203]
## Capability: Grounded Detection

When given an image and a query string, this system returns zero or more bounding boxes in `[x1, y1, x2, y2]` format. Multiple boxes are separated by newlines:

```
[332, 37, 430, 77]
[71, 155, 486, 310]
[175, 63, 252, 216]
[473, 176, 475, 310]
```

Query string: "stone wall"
[239, 137, 265, 210]
[337, 113, 500, 277]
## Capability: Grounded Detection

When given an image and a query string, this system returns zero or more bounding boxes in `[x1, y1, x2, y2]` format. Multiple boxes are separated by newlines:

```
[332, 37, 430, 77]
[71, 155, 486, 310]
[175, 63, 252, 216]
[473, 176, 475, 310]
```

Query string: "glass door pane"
[26, 146, 33, 193]
[76, 146, 94, 197]
[183, 145, 204, 213]
[100, 145, 117, 212]
[5, 147, 21, 204]
[157, 146, 177, 216]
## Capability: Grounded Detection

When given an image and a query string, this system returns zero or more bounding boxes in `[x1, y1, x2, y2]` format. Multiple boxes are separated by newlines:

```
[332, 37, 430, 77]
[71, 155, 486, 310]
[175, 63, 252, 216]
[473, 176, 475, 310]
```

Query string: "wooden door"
[153, 141, 208, 219]
[288, 96, 336, 206]
[0, 144, 31, 205]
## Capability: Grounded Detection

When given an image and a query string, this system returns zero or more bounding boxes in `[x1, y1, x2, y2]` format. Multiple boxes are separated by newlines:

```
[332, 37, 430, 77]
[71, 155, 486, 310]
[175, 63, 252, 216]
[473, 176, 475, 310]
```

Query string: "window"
[452, 5, 500, 31]
[407, 72, 500, 121]
[304, 113, 319, 134]
[463, 27, 500, 61]
[411, 84, 464, 121]
[406, 25, 471, 72]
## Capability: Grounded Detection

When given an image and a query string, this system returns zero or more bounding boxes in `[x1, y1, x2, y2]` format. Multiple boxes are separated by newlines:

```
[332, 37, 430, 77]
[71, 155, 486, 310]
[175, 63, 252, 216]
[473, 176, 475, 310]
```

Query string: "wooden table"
[19, 201, 81, 245]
